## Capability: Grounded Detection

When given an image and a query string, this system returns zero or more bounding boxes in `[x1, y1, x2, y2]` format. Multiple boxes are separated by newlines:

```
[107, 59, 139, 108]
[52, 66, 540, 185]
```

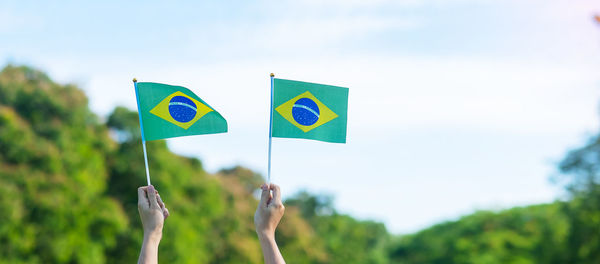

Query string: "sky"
[1, 0, 600, 234]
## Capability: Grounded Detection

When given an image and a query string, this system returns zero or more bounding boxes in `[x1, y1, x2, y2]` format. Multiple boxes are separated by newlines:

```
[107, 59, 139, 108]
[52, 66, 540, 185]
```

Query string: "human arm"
[254, 183, 286, 264]
[137, 185, 169, 264]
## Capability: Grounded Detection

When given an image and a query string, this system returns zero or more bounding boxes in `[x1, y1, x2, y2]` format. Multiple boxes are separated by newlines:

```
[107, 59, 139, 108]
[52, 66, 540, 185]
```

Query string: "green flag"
[271, 78, 348, 143]
[135, 82, 227, 141]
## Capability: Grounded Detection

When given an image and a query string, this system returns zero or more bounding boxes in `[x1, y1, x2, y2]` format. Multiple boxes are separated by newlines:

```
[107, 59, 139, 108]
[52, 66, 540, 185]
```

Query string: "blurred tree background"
[1, 64, 600, 263]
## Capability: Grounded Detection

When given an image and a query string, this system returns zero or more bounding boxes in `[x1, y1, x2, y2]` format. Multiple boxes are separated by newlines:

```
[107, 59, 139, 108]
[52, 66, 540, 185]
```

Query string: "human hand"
[138, 185, 169, 242]
[254, 183, 285, 239]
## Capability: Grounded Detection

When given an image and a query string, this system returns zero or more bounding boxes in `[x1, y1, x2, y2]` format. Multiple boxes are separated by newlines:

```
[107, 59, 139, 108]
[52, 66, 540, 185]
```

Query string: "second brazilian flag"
[135, 82, 227, 141]
[272, 78, 348, 143]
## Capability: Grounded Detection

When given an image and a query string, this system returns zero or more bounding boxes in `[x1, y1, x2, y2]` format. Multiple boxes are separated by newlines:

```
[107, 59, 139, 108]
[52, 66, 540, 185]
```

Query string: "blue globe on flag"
[292, 98, 320, 126]
[169, 96, 197, 123]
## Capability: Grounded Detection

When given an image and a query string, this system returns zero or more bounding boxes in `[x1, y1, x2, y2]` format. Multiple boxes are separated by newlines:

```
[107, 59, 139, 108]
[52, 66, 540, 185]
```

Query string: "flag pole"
[133, 78, 152, 186]
[267, 73, 275, 184]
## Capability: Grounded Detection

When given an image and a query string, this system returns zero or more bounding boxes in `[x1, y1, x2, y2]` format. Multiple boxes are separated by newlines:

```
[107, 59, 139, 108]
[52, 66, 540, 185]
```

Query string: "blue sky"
[2, 0, 600, 233]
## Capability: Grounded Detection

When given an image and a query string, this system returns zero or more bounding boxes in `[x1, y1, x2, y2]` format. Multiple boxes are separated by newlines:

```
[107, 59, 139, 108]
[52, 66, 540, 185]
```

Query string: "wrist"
[143, 236, 161, 248]
[257, 230, 275, 241]
[143, 229, 163, 245]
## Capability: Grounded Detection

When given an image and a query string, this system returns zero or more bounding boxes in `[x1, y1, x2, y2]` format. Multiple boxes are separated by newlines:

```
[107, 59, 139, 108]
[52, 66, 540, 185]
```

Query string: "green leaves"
[0, 65, 127, 263]
[390, 204, 570, 264]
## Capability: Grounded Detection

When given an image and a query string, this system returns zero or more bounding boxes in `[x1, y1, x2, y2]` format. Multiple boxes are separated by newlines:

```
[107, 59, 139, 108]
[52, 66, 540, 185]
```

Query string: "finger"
[157, 193, 166, 210]
[156, 193, 169, 218]
[259, 183, 271, 207]
[147, 185, 160, 209]
[137, 187, 149, 209]
[157, 194, 168, 219]
[163, 207, 170, 219]
[270, 184, 282, 204]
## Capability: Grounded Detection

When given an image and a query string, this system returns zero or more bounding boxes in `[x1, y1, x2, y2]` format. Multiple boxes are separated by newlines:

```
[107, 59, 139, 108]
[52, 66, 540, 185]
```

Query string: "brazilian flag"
[272, 78, 348, 143]
[135, 82, 227, 141]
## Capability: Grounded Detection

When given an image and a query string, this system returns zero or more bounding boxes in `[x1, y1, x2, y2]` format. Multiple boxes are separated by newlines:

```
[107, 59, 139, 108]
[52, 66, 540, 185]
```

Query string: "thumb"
[147, 185, 160, 209]
[270, 184, 282, 205]
[259, 183, 271, 207]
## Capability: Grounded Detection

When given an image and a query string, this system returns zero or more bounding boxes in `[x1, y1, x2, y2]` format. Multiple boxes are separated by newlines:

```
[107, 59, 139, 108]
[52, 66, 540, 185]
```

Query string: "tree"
[558, 135, 600, 263]
[0, 65, 128, 263]
[389, 204, 569, 264]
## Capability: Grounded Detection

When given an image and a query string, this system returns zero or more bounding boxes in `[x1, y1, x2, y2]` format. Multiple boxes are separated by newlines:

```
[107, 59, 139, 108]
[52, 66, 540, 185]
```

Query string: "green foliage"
[0, 65, 126, 263]
[285, 191, 390, 264]
[390, 204, 569, 264]
[558, 135, 600, 263]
